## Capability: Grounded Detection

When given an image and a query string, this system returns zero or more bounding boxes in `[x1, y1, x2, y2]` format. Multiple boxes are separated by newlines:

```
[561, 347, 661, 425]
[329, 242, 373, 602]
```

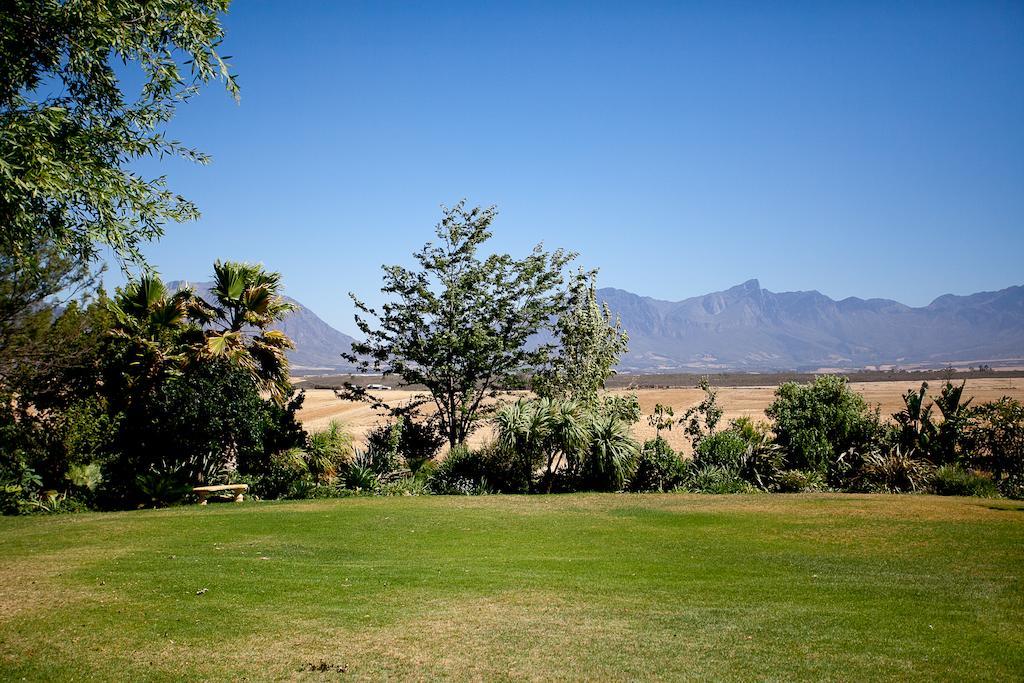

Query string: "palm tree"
[108, 275, 196, 388]
[189, 261, 296, 402]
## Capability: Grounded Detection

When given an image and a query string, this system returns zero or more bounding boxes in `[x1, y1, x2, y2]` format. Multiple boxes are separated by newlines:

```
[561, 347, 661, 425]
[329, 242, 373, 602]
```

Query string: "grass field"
[297, 377, 1024, 453]
[1, 495, 1022, 680]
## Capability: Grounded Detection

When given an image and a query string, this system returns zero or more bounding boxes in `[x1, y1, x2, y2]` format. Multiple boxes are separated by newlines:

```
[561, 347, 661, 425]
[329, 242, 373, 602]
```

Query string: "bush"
[367, 416, 445, 474]
[930, 465, 999, 498]
[304, 421, 354, 484]
[428, 445, 489, 495]
[378, 476, 431, 496]
[766, 375, 884, 472]
[107, 360, 307, 506]
[629, 437, 685, 492]
[241, 449, 311, 500]
[0, 457, 43, 515]
[682, 465, 754, 494]
[473, 441, 530, 493]
[1000, 475, 1024, 500]
[965, 397, 1024, 481]
[574, 415, 639, 492]
[850, 448, 933, 493]
[774, 469, 827, 493]
[693, 430, 748, 470]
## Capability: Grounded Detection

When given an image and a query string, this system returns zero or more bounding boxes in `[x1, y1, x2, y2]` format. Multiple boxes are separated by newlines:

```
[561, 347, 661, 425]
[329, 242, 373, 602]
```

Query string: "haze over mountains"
[175, 280, 1024, 375]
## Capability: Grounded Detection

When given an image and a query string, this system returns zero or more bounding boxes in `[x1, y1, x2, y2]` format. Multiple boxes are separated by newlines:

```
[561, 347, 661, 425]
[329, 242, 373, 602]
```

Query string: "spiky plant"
[578, 414, 639, 491]
[894, 382, 937, 456]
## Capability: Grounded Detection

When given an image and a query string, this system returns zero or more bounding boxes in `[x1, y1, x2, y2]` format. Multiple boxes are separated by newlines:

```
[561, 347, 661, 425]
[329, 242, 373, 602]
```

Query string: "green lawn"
[1, 495, 1022, 681]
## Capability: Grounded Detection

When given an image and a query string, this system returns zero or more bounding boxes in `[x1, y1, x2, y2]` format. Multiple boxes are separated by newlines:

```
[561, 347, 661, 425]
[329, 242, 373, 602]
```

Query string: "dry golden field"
[297, 377, 1024, 454]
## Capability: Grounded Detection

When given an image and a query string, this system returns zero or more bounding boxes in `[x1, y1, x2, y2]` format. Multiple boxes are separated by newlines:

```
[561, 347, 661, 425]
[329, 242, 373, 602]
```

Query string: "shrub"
[107, 360, 306, 506]
[679, 377, 723, 449]
[367, 416, 445, 474]
[287, 479, 340, 500]
[851, 448, 933, 493]
[766, 375, 884, 472]
[473, 440, 530, 493]
[495, 397, 589, 492]
[574, 415, 639, 491]
[0, 458, 43, 515]
[965, 397, 1024, 481]
[930, 465, 999, 498]
[774, 469, 826, 493]
[682, 465, 754, 494]
[601, 393, 642, 425]
[428, 445, 489, 495]
[629, 437, 685, 492]
[693, 430, 748, 470]
[378, 476, 431, 496]
[354, 445, 406, 481]
[1000, 475, 1024, 500]
[135, 459, 198, 507]
[304, 421, 354, 484]
[242, 449, 310, 500]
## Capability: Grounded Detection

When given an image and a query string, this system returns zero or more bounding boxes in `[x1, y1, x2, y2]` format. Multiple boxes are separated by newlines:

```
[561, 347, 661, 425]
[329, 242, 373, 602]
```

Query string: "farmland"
[297, 377, 1024, 453]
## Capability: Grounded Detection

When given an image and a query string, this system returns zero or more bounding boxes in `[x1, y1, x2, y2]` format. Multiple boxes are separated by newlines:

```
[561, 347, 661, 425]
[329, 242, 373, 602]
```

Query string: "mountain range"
[599, 280, 1024, 372]
[173, 280, 1024, 375]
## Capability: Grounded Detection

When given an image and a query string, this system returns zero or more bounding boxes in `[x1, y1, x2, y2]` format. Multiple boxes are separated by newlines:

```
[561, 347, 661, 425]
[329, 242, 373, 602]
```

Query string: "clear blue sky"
[117, 1, 1024, 335]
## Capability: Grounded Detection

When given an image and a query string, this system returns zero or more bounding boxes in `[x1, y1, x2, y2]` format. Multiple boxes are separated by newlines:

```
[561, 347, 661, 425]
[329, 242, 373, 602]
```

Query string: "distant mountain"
[598, 280, 1024, 372]
[168, 281, 358, 374]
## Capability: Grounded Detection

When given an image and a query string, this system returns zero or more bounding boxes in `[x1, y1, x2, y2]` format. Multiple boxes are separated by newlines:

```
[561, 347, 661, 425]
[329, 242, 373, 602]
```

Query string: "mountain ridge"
[597, 280, 1024, 372]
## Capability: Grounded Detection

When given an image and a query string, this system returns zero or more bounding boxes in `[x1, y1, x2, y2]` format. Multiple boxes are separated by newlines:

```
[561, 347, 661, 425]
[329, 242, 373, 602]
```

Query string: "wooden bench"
[193, 484, 249, 505]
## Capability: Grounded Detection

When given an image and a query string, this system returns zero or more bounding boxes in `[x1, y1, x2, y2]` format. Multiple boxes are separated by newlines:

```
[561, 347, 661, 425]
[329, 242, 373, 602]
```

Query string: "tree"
[108, 359, 305, 506]
[345, 202, 575, 448]
[576, 414, 639, 492]
[1, 0, 238, 269]
[108, 262, 295, 403]
[533, 269, 628, 404]
[106, 274, 196, 397]
[648, 403, 675, 438]
[966, 397, 1024, 484]
[931, 380, 972, 465]
[495, 397, 589, 492]
[189, 260, 296, 402]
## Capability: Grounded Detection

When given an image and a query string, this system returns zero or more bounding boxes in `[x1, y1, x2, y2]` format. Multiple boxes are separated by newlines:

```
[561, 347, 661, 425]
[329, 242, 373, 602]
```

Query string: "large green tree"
[345, 202, 575, 448]
[0, 0, 237, 268]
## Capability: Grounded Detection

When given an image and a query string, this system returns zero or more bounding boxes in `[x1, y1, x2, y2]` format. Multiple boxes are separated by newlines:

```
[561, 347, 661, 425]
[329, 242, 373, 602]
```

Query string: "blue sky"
[116, 1, 1024, 335]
